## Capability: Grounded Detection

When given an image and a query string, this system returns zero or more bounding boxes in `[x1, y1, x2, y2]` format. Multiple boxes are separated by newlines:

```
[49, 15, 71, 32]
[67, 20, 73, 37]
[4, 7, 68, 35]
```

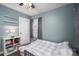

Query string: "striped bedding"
[19, 39, 73, 56]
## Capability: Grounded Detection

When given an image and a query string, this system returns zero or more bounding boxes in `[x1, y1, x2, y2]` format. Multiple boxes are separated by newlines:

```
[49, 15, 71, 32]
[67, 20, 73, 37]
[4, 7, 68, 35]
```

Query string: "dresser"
[3, 36, 20, 56]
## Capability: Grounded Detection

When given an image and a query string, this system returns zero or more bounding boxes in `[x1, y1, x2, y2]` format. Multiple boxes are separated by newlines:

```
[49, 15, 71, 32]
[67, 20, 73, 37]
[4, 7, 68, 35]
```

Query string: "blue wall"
[32, 4, 75, 43]
[0, 4, 75, 52]
[0, 5, 30, 36]
[0, 4, 30, 52]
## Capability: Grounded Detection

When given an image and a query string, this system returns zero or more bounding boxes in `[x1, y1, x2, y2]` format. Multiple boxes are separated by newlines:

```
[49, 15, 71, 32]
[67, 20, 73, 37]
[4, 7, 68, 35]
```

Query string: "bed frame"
[24, 50, 35, 56]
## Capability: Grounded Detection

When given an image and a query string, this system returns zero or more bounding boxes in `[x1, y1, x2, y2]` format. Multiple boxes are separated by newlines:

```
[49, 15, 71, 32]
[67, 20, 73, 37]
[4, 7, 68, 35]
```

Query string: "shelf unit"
[3, 37, 20, 56]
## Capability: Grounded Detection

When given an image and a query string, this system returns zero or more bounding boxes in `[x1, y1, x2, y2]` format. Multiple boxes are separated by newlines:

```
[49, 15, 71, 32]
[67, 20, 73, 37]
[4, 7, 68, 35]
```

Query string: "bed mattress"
[19, 39, 73, 56]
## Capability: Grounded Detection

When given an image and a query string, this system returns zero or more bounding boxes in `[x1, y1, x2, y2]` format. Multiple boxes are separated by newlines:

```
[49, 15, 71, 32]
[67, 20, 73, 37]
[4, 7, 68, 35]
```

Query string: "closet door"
[19, 17, 30, 45]
[32, 19, 38, 38]
[31, 17, 42, 39]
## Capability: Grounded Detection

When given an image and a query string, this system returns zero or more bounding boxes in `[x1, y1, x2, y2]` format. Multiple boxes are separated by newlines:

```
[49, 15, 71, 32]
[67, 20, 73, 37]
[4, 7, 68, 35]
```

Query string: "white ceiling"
[1, 3, 68, 16]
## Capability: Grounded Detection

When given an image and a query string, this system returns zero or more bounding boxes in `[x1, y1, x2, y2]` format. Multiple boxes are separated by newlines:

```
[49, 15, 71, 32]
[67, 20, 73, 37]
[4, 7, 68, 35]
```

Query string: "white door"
[19, 17, 30, 45]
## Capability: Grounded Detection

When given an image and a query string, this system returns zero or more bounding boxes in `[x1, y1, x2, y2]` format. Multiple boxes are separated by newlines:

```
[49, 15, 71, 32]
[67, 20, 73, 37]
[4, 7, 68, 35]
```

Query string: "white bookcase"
[3, 36, 20, 56]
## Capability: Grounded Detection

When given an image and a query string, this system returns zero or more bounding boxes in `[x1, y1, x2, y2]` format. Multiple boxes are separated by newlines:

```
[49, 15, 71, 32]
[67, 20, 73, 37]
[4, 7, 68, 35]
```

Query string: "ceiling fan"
[19, 3, 35, 9]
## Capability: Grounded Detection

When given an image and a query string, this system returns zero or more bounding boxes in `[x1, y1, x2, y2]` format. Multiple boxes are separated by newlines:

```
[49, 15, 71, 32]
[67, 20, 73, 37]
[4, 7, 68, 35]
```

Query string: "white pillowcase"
[52, 41, 73, 56]
[57, 41, 69, 48]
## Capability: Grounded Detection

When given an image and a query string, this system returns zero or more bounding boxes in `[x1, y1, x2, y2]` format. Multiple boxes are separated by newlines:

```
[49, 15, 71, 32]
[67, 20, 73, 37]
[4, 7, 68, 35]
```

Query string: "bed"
[19, 39, 73, 56]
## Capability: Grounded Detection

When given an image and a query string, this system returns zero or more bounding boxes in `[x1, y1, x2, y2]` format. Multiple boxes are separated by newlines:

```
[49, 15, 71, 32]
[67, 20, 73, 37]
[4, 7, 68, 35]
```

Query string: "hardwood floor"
[0, 50, 21, 56]
[0, 51, 77, 56]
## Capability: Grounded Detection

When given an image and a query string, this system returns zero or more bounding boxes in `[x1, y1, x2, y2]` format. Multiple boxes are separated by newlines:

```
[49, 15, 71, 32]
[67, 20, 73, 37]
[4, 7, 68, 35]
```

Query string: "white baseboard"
[0, 51, 3, 54]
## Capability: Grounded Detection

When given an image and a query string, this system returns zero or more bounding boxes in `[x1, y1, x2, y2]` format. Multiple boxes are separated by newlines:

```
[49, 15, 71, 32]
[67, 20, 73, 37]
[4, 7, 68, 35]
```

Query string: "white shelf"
[6, 49, 17, 56]
[3, 37, 20, 56]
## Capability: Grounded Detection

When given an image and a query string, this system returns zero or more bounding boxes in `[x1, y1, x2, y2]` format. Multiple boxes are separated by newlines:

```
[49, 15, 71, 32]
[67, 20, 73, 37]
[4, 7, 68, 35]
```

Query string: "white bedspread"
[19, 39, 73, 56]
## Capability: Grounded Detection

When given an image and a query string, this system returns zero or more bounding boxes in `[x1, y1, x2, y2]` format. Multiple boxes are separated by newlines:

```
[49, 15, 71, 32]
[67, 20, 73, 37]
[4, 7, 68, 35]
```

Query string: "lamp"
[10, 29, 16, 34]
[5, 26, 16, 38]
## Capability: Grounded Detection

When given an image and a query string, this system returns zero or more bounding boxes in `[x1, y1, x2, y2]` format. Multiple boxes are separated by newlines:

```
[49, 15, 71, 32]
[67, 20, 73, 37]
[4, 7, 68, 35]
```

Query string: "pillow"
[53, 48, 73, 56]
[58, 41, 69, 45]
[57, 41, 69, 48]
[52, 41, 73, 56]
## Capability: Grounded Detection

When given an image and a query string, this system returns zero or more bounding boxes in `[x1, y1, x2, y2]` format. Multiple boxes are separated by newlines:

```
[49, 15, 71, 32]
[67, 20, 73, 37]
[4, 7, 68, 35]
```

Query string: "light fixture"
[5, 26, 16, 34]
[19, 3, 35, 9]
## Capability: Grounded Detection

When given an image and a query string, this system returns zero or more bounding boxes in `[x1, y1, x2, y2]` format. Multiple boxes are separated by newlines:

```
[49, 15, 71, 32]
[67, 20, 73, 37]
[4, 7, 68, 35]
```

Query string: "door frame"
[19, 16, 30, 45]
